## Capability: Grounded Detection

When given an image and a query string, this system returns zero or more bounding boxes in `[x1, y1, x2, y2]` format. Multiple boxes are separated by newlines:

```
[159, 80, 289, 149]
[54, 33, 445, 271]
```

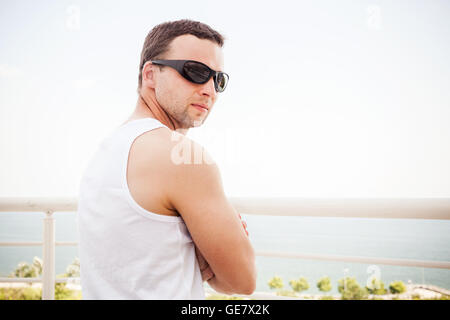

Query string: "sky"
[0, 0, 449, 198]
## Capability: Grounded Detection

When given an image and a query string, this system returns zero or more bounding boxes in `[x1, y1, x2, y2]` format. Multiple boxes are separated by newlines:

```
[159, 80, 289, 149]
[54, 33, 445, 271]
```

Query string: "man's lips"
[192, 103, 209, 111]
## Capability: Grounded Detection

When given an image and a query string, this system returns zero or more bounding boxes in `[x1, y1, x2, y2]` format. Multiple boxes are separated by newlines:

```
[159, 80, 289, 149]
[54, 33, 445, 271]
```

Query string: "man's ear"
[142, 61, 157, 89]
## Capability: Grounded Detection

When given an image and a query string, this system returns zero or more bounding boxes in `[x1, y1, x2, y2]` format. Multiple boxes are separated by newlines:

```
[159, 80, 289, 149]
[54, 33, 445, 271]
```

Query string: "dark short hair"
[138, 19, 225, 91]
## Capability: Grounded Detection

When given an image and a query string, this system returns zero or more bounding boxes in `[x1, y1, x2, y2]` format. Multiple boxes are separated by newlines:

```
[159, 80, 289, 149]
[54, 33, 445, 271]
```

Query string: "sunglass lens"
[183, 61, 210, 83]
[183, 61, 228, 92]
[215, 73, 229, 92]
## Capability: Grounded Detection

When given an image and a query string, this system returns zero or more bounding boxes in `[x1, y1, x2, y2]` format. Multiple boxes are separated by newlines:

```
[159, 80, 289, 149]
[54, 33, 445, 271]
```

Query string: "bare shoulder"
[126, 126, 197, 216]
[134, 127, 225, 210]
[141, 127, 217, 170]
[131, 127, 220, 205]
[129, 126, 173, 166]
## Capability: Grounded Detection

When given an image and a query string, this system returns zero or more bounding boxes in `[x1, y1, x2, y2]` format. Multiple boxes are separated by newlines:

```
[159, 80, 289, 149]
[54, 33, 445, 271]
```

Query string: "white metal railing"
[1, 197, 450, 300]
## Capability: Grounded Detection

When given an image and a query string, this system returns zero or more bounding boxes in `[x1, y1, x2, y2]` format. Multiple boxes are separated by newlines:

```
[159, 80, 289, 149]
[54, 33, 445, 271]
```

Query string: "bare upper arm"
[159, 134, 256, 294]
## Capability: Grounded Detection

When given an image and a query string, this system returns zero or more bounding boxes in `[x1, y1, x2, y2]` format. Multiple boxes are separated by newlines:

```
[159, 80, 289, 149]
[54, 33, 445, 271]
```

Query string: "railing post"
[42, 210, 55, 300]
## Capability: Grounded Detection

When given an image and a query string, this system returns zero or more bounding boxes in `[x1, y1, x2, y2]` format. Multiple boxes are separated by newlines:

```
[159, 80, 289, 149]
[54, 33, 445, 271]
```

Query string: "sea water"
[1, 212, 449, 294]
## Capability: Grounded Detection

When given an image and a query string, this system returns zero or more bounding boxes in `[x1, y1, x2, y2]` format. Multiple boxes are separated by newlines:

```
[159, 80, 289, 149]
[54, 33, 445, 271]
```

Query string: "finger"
[198, 259, 208, 271]
[201, 267, 214, 282]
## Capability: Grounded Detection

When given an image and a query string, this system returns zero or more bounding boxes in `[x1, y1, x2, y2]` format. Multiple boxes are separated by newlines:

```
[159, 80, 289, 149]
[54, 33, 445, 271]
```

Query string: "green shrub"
[10, 257, 43, 279]
[389, 281, 406, 294]
[63, 258, 80, 278]
[267, 276, 284, 290]
[424, 295, 449, 300]
[0, 285, 81, 300]
[206, 294, 244, 300]
[366, 278, 387, 295]
[337, 277, 369, 300]
[289, 277, 309, 293]
[4, 257, 82, 300]
[0, 287, 41, 300]
[276, 290, 298, 297]
[317, 276, 332, 293]
[411, 293, 421, 300]
[54, 283, 73, 300]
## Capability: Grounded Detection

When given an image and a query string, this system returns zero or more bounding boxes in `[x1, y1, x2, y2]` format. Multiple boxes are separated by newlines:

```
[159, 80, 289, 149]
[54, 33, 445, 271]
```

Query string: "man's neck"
[134, 90, 189, 135]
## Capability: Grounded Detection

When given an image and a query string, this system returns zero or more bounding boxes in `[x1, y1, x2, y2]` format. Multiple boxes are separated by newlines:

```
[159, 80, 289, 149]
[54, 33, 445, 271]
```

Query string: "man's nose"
[200, 76, 217, 98]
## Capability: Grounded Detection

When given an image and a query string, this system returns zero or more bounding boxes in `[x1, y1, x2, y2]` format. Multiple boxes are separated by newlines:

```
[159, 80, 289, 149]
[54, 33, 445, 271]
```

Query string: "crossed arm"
[195, 215, 251, 294]
[163, 138, 256, 295]
[196, 215, 249, 287]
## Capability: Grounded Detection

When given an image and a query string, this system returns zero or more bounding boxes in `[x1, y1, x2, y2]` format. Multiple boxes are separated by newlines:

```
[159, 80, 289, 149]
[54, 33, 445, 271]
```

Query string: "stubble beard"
[156, 89, 206, 128]
[169, 104, 205, 129]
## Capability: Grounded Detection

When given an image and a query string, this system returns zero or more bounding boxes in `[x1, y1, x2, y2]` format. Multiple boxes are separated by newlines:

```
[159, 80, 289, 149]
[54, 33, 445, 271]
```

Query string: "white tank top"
[77, 118, 205, 299]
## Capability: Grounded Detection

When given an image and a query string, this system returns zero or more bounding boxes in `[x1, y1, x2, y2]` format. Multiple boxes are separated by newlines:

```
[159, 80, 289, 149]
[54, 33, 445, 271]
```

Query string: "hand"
[195, 245, 215, 282]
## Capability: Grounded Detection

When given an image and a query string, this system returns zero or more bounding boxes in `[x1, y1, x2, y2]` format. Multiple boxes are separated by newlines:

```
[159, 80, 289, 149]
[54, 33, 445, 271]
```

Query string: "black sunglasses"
[151, 59, 229, 93]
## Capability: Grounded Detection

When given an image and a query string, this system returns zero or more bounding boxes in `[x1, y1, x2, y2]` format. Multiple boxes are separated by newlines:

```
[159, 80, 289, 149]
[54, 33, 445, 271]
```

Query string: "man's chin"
[191, 119, 204, 128]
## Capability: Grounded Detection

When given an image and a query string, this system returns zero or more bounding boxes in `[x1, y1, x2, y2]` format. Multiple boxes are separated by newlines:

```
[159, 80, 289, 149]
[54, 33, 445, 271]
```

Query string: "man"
[77, 19, 256, 299]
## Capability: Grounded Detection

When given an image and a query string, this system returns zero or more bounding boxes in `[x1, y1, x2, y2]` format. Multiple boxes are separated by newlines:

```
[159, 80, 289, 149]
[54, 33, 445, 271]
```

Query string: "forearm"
[197, 245, 235, 294]
[207, 251, 256, 296]
[199, 213, 256, 295]
[207, 275, 235, 295]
